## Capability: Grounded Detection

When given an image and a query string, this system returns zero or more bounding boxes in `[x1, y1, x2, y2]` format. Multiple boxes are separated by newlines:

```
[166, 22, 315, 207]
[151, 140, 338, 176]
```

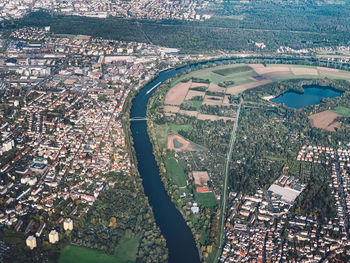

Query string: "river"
[130, 66, 202, 263]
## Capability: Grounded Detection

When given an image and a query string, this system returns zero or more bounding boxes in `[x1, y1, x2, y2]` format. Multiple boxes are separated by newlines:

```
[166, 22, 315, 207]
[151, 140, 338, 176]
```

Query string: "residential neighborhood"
[0, 0, 212, 21]
[220, 145, 350, 262]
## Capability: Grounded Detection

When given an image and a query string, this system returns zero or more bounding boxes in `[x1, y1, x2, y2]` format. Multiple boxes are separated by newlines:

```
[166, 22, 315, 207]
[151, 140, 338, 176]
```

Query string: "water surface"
[270, 85, 343, 109]
[173, 139, 183, 149]
[130, 68, 201, 263]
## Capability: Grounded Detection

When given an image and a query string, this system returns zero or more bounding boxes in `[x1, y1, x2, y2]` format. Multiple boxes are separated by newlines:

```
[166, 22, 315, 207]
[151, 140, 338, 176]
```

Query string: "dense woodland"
[5, 3, 350, 52]
[73, 171, 168, 262]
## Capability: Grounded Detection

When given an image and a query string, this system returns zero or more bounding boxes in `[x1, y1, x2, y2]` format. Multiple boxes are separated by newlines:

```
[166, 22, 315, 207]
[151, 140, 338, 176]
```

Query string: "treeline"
[292, 164, 336, 224]
[5, 8, 350, 51]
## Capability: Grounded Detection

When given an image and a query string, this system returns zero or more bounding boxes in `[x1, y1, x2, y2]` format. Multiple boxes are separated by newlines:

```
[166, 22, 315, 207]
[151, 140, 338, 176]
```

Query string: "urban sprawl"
[0, 27, 209, 253]
[0, 0, 212, 21]
[220, 145, 350, 262]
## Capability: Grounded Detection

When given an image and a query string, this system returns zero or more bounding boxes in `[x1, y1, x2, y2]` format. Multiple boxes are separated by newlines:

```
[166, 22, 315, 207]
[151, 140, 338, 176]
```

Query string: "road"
[214, 97, 243, 262]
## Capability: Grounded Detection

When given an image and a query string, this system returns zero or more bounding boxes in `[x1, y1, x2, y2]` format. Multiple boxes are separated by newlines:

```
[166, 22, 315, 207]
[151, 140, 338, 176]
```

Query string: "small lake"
[173, 138, 183, 149]
[270, 85, 343, 109]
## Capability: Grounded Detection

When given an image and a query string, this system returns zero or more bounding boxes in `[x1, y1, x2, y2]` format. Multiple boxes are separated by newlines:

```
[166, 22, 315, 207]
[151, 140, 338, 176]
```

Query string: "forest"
[5, 4, 350, 52]
[72, 171, 168, 262]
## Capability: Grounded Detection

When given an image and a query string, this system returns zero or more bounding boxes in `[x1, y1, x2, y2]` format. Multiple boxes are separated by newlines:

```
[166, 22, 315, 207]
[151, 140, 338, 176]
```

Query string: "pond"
[173, 138, 183, 149]
[270, 85, 343, 109]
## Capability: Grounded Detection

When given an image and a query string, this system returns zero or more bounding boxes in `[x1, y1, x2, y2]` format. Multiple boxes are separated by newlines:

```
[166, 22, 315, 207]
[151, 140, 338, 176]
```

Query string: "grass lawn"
[153, 124, 168, 149]
[187, 100, 202, 111]
[114, 230, 140, 262]
[288, 160, 301, 177]
[166, 154, 187, 187]
[333, 106, 350, 117]
[179, 188, 190, 196]
[168, 123, 192, 134]
[195, 192, 217, 208]
[59, 231, 140, 263]
[212, 65, 252, 76]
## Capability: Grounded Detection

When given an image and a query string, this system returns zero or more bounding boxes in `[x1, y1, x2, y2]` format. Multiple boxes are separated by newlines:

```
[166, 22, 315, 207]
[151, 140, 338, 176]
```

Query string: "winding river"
[130, 66, 201, 263]
[128, 58, 350, 263]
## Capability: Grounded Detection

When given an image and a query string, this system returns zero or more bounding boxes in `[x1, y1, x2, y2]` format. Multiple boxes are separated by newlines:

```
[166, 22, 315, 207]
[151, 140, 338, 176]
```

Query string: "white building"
[63, 218, 73, 231]
[3, 140, 14, 152]
[26, 235, 36, 250]
[49, 230, 59, 244]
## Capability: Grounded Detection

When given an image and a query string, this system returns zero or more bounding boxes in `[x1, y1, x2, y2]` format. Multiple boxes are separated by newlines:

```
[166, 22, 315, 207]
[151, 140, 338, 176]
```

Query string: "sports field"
[195, 192, 217, 208]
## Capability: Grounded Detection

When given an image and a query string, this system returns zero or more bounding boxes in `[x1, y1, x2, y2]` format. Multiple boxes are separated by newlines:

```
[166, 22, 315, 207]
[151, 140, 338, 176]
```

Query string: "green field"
[168, 123, 192, 134]
[59, 232, 140, 263]
[185, 100, 203, 111]
[195, 192, 217, 208]
[170, 63, 257, 87]
[179, 188, 191, 196]
[212, 65, 252, 76]
[165, 155, 188, 187]
[153, 124, 168, 149]
[333, 106, 350, 117]
[171, 64, 350, 94]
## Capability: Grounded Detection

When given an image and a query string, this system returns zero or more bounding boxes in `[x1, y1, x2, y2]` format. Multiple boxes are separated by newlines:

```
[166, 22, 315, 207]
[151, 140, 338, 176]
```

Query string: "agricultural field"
[212, 65, 252, 76]
[164, 81, 191, 105]
[165, 63, 350, 122]
[308, 110, 342, 132]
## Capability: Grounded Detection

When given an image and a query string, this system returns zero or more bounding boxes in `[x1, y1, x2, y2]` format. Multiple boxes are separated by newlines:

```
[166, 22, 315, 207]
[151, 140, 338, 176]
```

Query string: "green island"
[146, 61, 350, 262]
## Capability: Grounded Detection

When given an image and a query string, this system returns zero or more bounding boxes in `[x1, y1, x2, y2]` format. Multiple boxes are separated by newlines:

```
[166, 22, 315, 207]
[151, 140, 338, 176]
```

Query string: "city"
[0, 26, 210, 262]
[221, 145, 350, 262]
[1, 1, 350, 262]
[0, 0, 212, 21]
